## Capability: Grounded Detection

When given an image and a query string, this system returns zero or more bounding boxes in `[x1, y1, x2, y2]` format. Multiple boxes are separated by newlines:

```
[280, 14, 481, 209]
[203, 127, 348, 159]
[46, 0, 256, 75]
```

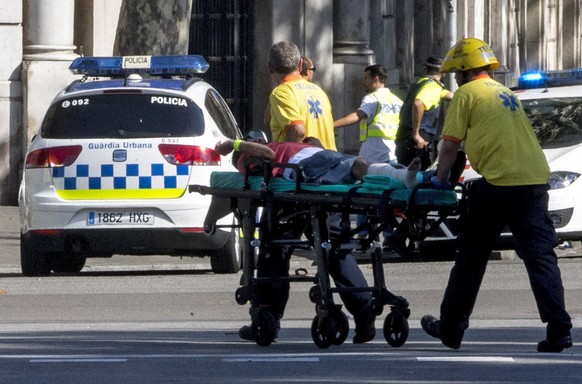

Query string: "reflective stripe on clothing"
[358, 88, 402, 141]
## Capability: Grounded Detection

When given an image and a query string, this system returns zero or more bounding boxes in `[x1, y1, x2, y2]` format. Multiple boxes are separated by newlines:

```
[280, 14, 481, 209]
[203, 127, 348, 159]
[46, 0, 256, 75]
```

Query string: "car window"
[204, 89, 242, 139]
[522, 97, 582, 149]
[41, 93, 205, 139]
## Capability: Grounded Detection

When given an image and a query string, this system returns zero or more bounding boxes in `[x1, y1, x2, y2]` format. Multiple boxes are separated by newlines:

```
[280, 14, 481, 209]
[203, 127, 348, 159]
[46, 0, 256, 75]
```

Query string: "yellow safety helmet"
[441, 37, 500, 72]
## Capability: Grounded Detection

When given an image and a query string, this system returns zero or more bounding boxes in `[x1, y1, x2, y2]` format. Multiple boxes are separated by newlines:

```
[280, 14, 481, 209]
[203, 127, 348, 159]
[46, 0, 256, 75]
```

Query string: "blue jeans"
[439, 179, 572, 339]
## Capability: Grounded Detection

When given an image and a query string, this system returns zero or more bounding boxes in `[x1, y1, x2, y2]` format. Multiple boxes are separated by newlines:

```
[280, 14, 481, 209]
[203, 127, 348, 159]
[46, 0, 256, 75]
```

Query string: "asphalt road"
[2, 205, 582, 383]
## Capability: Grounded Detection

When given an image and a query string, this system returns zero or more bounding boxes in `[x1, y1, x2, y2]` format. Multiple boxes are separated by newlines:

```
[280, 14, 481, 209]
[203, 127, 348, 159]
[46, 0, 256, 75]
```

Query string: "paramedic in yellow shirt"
[421, 37, 572, 354]
[267, 41, 337, 150]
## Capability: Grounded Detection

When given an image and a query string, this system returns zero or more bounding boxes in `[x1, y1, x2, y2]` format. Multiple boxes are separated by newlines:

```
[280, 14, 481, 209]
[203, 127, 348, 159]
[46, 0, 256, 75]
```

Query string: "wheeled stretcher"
[190, 162, 463, 348]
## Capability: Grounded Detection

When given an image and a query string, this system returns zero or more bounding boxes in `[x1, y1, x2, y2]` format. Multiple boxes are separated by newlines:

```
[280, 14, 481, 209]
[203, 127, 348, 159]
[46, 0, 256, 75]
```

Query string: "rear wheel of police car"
[20, 235, 53, 277]
[50, 236, 88, 273]
[210, 226, 242, 274]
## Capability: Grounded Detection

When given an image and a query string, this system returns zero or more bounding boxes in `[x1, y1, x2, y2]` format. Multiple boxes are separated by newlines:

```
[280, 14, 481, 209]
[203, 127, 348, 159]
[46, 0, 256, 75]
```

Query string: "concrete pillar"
[0, 1, 24, 205]
[22, 0, 78, 150]
[332, 0, 375, 153]
[24, 0, 77, 60]
[333, 0, 374, 59]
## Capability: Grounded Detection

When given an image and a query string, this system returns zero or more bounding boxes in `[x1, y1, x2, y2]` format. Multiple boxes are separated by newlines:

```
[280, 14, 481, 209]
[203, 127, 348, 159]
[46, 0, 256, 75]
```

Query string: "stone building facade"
[1, 0, 580, 205]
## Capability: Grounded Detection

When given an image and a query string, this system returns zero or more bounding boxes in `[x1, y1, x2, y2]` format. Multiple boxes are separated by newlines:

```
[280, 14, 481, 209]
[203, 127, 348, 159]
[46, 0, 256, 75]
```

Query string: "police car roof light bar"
[518, 68, 582, 89]
[69, 55, 210, 77]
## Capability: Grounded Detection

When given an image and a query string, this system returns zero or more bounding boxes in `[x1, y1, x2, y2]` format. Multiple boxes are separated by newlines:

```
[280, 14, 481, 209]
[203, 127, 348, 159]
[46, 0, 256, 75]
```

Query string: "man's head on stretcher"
[215, 135, 422, 188]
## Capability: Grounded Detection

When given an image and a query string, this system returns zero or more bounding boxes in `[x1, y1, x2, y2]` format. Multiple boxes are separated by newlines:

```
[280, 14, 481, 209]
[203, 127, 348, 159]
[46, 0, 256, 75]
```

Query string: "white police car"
[18, 55, 244, 276]
[507, 69, 582, 243]
[428, 69, 582, 251]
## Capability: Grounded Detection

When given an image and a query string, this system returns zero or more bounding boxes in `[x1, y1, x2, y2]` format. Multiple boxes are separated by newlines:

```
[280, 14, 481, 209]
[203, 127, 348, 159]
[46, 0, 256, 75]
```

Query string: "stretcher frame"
[190, 161, 464, 348]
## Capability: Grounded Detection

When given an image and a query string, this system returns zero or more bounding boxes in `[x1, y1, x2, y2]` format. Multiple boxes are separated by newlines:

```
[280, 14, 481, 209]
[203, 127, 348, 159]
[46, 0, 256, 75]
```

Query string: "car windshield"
[41, 93, 205, 138]
[522, 97, 582, 149]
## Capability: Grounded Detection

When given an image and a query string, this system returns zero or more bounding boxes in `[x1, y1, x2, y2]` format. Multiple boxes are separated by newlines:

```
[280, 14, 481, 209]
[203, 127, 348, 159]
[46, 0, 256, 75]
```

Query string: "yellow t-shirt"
[270, 74, 337, 150]
[442, 75, 549, 186]
[416, 80, 450, 110]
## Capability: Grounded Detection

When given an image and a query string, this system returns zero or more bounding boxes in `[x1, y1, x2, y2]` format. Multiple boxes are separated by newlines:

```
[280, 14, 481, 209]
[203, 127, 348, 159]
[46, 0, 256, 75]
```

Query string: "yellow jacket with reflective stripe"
[359, 88, 402, 141]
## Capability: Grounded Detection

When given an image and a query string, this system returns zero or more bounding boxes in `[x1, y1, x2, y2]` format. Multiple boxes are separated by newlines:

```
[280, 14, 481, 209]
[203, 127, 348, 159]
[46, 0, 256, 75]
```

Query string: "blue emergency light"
[517, 68, 582, 89]
[69, 55, 210, 77]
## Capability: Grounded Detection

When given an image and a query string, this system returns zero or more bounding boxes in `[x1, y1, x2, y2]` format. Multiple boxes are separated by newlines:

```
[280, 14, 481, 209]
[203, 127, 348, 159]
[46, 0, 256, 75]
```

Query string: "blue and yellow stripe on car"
[52, 162, 190, 200]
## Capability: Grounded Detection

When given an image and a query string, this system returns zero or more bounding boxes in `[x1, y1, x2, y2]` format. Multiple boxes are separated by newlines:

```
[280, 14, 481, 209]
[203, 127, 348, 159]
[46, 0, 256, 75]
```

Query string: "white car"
[18, 55, 244, 276]
[426, 69, 582, 251]
[514, 73, 582, 242]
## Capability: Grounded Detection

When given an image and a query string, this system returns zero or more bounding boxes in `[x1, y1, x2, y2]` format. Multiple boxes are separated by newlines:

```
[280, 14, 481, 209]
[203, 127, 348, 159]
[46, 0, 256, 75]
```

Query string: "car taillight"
[158, 144, 221, 166]
[25, 145, 82, 168]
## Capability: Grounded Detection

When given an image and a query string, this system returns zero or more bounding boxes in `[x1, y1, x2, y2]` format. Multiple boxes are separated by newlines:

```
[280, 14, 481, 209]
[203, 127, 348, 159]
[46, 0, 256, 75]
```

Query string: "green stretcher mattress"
[207, 172, 458, 208]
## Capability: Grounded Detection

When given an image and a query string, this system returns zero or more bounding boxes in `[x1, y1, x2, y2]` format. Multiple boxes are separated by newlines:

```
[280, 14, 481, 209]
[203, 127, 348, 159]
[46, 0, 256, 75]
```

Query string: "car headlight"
[548, 171, 580, 189]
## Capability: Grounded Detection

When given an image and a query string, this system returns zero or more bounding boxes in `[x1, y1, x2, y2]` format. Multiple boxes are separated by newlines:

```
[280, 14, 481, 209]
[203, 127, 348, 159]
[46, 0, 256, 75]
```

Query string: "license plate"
[87, 211, 154, 225]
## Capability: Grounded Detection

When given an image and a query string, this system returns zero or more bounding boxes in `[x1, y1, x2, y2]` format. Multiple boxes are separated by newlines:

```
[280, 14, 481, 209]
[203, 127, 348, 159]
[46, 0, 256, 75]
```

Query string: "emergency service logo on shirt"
[308, 97, 322, 118]
[496, 89, 521, 114]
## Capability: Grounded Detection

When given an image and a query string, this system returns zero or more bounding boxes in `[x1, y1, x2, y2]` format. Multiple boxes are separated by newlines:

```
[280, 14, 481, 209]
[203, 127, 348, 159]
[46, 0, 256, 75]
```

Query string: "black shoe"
[537, 336, 573, 353]
[421, 315, 461, 350]
[353, 305, 376, 344]
[238, 321, 281, 342]
[353, 326, 376, 344]
[238, 324, 256, 341]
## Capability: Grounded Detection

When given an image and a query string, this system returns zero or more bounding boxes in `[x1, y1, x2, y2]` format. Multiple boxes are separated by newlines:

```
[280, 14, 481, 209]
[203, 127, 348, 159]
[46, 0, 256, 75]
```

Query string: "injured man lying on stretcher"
[214, 137, 423, 188]
[213, 135, 429, 345]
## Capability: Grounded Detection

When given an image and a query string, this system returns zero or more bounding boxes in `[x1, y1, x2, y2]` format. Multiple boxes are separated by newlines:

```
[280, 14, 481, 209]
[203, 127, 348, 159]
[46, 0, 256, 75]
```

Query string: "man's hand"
[215, 140, 234, 156]
[430, 175, 452, 190]
[413, 133, 427, 149]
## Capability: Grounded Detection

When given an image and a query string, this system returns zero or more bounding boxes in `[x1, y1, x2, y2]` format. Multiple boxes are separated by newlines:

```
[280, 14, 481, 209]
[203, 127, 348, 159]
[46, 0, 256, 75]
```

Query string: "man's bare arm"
[215, 139, 275, 161]
[334, 110, 367, 128]
[412, 98, 427, 148]
[284, 122, 306, 143]
[435, 139, 461, 183]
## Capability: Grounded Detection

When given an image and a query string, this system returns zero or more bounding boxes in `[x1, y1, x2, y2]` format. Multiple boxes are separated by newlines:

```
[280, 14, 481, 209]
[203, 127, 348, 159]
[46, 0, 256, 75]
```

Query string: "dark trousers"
[256, 209, 371, 320]
[395, 136, 433, 170]
[440, 179, 572, 339]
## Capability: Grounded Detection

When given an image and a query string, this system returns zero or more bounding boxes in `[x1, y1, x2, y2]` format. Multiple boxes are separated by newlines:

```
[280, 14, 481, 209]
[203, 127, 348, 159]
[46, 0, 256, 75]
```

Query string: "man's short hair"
[269, 41, 301, 75]
[365, 64, 388, 82]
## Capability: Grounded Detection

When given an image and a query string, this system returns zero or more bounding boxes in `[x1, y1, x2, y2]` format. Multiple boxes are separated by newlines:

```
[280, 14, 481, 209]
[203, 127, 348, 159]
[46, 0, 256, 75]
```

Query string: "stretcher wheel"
[370, 298, 384, 316]
[204, 221, 216, 236]
[253, 309, 277, 347]
[383, 311, 409, 347]
[235, 287, 248, 305]
[331, 310, 349, 345]
[311, 315, 337, 349]
[309, 285, 321, 304]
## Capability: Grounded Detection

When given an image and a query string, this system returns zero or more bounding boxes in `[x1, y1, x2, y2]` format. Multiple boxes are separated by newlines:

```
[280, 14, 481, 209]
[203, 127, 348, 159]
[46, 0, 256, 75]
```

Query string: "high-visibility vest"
[359, 89, 402, 142]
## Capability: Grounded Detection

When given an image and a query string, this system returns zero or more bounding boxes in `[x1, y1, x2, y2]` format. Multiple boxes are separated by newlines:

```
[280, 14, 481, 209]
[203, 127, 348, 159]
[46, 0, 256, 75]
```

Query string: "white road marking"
[223, 357, 319, 362]
[417, 356, 515, 362]
[0, 350, 577, 364]
[30, 359, 127, 363]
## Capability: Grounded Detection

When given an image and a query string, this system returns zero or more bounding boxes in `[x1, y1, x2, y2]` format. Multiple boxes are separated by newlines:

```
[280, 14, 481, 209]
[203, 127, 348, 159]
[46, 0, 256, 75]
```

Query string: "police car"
[18, 55, 244, 276]
[505, 69, 582, 243]
[425, 68, 582, 252]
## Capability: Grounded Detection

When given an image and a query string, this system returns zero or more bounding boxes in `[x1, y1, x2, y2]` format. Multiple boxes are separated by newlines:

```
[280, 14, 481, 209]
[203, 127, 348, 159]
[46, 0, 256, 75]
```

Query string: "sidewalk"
[0, 206, 19, 234]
